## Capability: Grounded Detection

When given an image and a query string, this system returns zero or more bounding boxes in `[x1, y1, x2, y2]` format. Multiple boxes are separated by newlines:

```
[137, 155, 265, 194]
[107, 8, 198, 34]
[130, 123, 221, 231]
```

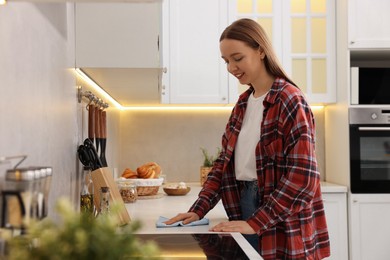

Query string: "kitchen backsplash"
[119, 108, 325, 182]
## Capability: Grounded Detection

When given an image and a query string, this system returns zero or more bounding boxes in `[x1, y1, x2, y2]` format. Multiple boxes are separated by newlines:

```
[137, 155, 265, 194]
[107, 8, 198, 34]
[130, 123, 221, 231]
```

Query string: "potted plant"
[5, 198, 159, 260]
[200, 147, 220, 186]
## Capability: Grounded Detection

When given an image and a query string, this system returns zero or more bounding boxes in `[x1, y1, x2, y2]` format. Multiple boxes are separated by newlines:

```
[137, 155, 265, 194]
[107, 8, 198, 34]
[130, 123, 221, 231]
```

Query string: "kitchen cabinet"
[348, 0, 390, 49]
[322, 191, 348, 260]
[349, 194, 390, 260]
[232, 0, 336, 104]
[75, 2, 160, 68]
[75, 2, 163, 106]
[161, 0, 230, 104]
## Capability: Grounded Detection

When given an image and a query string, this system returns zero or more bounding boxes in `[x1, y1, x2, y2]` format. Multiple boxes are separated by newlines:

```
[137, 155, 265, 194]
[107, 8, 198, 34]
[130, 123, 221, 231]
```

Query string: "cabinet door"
[161, 0, 229, 104]
[349, 194, 390, 260]
[322, 193, 348, 260]
[349, 0, 390, 49]
[76, 3, 160, 68]
[283, 0, 336, 104]
[232, 0, 336, 104]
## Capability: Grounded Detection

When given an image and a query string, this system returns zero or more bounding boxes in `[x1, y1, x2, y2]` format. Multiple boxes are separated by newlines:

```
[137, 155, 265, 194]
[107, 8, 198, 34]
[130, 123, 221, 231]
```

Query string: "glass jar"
[118, 181, 137, 203]
[99, 186, 110, 215]
[80, 168, 94, 215]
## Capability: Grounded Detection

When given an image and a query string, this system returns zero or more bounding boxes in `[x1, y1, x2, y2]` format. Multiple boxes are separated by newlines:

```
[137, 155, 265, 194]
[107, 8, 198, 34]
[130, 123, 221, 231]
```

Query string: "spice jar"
[99, 186, 110, 215]
[118, 181, 137, 203]
[80, 167, 94, 216]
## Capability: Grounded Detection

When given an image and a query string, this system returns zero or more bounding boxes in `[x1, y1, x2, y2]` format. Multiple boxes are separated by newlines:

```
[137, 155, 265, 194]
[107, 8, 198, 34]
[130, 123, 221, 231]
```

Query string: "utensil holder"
[91, 167, 131, 225]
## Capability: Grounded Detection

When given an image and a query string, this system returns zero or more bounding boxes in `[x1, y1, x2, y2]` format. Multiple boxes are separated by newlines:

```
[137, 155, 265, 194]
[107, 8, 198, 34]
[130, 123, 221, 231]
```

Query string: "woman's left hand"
[209, 220, 256, 234]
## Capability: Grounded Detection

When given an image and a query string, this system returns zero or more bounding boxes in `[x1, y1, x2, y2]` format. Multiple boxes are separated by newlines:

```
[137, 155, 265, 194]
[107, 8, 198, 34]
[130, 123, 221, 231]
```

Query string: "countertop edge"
[320, 181, 348, 193]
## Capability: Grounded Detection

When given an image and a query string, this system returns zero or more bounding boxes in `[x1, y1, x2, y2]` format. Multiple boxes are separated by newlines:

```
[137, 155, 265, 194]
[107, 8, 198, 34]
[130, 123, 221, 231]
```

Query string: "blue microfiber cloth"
[156, 216, 209, 228]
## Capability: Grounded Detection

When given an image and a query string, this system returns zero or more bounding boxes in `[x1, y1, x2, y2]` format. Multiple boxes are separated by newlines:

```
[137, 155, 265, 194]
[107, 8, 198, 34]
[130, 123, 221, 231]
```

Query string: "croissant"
[122, 168, 138, 179]
[137, 162, 161, 179]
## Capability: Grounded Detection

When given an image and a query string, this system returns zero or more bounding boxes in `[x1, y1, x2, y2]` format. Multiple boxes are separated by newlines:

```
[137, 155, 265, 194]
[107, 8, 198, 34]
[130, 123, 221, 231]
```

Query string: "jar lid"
[6, 168, 36, 181]
[101, 186, 109, 193]
[6, 166, 53, 181]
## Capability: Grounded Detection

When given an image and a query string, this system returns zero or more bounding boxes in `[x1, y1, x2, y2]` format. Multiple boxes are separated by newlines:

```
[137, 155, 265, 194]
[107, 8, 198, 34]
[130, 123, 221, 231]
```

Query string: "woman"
[165, 18, 330, 259]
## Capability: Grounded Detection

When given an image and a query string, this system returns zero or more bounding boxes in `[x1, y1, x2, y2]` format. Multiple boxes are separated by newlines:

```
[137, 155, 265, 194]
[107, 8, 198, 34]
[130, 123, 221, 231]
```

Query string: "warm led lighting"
[0, 0, 6, 5]
[121, 106, 234, 111]
[75, 68, 122, 109]
[311, 105, 325, 110]
[75, 68, 326, 111]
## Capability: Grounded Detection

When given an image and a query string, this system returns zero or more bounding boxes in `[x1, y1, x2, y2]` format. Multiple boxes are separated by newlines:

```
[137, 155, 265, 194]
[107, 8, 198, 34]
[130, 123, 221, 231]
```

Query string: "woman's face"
[220, 39, 265, 86]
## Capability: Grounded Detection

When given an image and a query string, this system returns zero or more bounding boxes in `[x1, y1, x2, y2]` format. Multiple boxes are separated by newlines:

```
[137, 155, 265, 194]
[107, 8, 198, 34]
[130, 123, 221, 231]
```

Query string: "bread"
[122, 168, 138, 179]
[136, 162, 161, 179]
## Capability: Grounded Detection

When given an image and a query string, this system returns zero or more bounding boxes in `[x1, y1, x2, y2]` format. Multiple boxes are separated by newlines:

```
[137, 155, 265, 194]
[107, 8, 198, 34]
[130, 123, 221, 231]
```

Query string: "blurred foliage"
[201, 147, 221, 167]
[5, 198, 161, 260]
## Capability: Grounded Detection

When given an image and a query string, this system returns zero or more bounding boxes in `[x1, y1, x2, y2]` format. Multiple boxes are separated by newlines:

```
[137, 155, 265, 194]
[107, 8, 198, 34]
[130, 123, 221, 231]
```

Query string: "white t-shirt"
[234, 92, 266, 181]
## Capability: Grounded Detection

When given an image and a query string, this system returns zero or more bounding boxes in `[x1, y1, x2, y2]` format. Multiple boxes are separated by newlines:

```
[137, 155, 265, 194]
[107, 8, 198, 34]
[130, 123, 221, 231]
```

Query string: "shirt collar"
[239, 77, 287, 106]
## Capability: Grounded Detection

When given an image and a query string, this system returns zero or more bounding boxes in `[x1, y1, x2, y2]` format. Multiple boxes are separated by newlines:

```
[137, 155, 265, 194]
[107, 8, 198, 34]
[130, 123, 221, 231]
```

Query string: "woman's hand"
[163, 212, 200, 225]
[210, 220, 256, 234]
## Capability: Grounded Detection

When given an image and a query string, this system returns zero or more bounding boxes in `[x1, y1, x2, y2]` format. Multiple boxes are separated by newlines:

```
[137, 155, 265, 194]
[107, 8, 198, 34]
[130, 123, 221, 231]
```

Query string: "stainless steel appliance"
[349, 107, 390, 193]
[0, 164, 52, 233]
[351, 67, 390, 105]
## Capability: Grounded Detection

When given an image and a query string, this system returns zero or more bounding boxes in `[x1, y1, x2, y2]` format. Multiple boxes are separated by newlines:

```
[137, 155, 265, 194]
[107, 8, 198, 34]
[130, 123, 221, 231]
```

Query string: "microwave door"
[351, 67, 359, 105]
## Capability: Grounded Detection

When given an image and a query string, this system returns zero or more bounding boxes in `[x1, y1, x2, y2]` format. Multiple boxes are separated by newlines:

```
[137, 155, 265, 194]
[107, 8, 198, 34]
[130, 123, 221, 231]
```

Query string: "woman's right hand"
[163, 212, 200, 225]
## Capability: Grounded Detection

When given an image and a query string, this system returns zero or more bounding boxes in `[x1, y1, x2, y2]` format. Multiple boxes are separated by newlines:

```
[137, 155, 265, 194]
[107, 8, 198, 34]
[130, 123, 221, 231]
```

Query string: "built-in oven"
[350, 107, 390, 193]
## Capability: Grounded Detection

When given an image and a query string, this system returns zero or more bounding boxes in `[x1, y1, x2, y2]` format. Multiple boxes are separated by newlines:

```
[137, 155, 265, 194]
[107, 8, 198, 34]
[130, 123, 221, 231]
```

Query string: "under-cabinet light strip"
[75, 68, 122, 109]
[74, 68, 324, 111]
[121, 106, 235, 111]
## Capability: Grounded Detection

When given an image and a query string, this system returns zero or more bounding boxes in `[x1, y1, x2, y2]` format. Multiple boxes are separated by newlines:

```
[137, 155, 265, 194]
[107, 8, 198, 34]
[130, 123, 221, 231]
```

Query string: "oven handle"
[358, 127, 390, 131]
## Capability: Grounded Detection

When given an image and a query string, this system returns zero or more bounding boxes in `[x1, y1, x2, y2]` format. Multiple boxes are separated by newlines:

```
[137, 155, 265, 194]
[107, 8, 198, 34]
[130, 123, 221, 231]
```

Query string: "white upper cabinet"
[348, 0, 390, 49]
[161, 0, 230, 104]
[230, 0, 336, 104]
[75, 2, 161, 68]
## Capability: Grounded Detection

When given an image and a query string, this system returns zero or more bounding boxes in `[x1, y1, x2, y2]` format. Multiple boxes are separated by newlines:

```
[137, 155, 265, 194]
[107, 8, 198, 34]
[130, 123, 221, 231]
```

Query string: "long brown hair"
[220, 18, 296, 87]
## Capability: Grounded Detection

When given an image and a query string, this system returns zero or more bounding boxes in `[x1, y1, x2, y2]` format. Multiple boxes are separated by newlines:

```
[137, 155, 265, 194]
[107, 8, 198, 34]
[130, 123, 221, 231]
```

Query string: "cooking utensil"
[94, 106, 101, 153]
[88, 103, 95, 143]
[100, 110, 108, 167]
[77, 139, 102, 171]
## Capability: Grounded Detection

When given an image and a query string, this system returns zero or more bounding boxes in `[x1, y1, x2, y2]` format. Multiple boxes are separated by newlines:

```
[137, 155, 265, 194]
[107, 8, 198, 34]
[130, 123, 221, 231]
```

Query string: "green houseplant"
[5, 198, 160, 260]
[200, 147, 221, 186]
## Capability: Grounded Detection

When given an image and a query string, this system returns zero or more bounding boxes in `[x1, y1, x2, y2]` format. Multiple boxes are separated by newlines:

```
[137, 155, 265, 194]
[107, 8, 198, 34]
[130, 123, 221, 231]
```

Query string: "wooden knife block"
[91, 167, 131, 225]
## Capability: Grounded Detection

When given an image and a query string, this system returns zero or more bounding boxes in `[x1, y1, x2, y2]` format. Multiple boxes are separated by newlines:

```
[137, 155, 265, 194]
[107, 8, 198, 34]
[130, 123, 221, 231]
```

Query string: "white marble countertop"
[320, 181, 348, 193]
[125, 181, 346, 259]
[125, 183, 262, 259]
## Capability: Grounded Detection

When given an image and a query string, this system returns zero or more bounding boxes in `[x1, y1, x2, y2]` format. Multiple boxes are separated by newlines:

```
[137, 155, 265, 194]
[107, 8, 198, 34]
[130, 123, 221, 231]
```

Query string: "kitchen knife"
[100, 110, 108, 167]
[94, 105, 101, 153]
[88, 103, 95, 143]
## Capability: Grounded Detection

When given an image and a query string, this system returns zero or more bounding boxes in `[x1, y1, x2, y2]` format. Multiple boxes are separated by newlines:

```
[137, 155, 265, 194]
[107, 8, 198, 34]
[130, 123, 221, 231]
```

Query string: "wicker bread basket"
[117, 178, 163, 196]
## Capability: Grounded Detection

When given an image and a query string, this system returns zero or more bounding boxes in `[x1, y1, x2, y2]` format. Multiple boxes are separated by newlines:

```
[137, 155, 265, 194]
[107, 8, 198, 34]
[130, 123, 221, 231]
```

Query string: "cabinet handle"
[222, 97, 226, 101]
[353, 199, 358, 203]
[350, 41, 355, 44]
[162, 67, 168, 74]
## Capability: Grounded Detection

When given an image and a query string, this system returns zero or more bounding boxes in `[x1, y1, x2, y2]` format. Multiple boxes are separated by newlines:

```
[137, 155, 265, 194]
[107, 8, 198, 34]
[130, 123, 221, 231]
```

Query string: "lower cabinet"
[322, 192, 348, 260]
[349, 194, 390, 260]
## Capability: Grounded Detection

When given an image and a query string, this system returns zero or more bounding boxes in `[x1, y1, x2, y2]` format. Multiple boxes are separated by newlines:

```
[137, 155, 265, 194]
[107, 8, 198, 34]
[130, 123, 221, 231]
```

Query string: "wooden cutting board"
[91, 167, 131, 225]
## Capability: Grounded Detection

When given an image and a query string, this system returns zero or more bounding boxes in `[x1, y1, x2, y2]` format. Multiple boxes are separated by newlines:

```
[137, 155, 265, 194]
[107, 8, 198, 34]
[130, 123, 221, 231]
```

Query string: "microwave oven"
[351, 67, 390, 105]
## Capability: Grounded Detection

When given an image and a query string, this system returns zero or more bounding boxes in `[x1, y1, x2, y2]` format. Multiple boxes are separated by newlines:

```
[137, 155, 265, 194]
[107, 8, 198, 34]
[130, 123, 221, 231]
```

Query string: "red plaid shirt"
[190, 78, 331, 259]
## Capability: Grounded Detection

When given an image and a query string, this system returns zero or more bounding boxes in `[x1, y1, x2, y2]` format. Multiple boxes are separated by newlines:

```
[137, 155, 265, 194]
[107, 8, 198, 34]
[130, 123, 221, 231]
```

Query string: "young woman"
[165, 18, 330, 259]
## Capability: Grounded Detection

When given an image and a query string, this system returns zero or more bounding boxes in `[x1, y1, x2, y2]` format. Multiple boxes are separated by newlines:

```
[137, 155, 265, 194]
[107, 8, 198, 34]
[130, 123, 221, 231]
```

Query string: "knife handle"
[101, 111, 107, 139]
[95, 106, 101, 139]
[88, 104, 95, 140]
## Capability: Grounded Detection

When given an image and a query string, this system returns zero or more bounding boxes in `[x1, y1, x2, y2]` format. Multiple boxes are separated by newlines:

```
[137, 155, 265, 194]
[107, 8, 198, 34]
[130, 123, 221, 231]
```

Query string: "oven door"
[350, 124, 390, 193]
